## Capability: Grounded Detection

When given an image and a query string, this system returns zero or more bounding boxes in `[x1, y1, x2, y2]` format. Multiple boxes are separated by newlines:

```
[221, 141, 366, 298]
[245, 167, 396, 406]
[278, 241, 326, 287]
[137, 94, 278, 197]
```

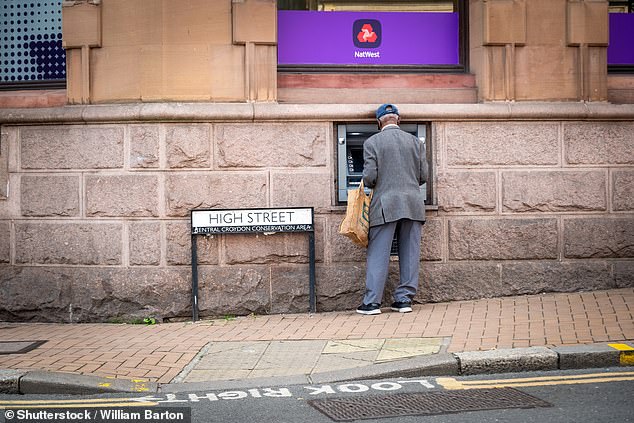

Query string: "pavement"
[0, 288, 633, 395]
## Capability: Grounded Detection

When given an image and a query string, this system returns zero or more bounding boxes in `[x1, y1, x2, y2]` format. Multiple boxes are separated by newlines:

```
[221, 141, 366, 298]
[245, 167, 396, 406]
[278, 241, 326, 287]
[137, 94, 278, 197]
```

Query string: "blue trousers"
[363, 219, 423, 305]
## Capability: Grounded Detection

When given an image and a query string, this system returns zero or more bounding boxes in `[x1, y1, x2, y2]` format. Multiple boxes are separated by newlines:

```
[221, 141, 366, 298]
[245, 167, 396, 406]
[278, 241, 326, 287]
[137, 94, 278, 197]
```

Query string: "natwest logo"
[353, 19, 381, 48]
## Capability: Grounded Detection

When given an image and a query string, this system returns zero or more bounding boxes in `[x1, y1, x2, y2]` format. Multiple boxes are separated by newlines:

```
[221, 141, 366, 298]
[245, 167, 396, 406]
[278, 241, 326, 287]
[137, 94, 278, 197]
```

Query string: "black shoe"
[356, 303, 381, 315]
[391, 301, 412, 313]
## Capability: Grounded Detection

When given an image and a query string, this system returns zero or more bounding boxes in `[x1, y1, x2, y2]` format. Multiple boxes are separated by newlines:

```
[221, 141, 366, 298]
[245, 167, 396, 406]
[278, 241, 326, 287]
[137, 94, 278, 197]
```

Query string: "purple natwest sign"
[278, 11, 459, 66]
[608, 14, 634, 65]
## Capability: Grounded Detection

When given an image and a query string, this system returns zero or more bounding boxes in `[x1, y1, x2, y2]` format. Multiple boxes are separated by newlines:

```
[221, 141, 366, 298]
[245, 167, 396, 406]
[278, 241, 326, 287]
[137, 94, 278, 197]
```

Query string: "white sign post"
[190, 207, 316, 321]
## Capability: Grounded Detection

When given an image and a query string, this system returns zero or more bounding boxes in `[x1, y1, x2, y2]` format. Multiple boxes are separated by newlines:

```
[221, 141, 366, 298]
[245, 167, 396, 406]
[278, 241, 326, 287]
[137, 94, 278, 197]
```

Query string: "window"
[278, 0, 467, 72]
[0, 0, 66, 90]
[609, 0, 632, 13]
[609, 0, 634, 72]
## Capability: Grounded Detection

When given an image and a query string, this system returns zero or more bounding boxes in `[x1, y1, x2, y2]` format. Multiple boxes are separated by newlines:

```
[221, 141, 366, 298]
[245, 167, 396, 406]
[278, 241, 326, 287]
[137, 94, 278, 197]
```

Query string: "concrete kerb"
[0, 370, 159, 395]
[1, 343, 631, 395]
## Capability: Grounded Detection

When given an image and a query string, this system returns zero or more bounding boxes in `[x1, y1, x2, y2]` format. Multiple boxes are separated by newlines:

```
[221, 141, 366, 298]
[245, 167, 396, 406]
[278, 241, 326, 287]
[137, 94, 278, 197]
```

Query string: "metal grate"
[309, 388, 552, 421]
[0, 340, 47, 355]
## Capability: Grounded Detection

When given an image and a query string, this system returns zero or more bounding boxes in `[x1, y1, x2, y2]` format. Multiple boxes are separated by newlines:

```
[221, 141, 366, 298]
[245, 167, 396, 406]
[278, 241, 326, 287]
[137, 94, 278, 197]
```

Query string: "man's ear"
[396, 116, 401, 125]
[377, 119, 382, 130]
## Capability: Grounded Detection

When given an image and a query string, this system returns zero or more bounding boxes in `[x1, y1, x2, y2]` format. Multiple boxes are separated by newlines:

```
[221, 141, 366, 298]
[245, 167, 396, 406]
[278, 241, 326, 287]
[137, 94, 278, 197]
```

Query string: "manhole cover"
[0, 341, 47, 355]
[308, 388, 552, 421]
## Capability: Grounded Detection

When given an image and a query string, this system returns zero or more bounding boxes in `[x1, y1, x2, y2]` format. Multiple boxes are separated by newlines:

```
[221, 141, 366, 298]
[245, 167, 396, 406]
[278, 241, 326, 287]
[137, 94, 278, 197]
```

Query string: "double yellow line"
[0, 398, 159, 409]
[437, 371, 634, 390]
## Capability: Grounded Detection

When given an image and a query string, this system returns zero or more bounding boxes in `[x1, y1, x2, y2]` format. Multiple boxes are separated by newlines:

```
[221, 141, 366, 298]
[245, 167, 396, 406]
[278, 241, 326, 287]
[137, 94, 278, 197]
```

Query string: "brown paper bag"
[338, 181, 372, 248]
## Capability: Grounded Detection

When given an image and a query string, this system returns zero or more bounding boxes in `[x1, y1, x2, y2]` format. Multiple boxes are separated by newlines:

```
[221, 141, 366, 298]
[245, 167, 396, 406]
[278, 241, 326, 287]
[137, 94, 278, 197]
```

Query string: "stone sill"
[2, 102, 634, 124]
[330, 205, 439, 212]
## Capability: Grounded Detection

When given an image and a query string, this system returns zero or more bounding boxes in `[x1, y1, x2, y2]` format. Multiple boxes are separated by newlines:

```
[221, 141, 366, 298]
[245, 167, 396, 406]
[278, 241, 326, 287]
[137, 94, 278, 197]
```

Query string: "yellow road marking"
[609, 343, 634, 365]
[437, 371, 634, 390]
[0, 398, 158, 408]
[1, 402, 158, 409]
[608, 343, 634, 351]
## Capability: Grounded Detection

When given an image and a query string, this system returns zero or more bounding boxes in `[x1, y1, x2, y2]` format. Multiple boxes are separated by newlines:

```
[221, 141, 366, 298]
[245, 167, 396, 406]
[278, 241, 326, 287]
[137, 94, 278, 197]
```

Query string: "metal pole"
[191, 234, 199, 322]
[308, 231, 316, 313]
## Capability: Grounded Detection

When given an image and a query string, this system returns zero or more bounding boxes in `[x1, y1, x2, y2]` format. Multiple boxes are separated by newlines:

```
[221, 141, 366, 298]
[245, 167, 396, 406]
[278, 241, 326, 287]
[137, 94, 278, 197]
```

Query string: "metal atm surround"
[336, 123, 429, 204]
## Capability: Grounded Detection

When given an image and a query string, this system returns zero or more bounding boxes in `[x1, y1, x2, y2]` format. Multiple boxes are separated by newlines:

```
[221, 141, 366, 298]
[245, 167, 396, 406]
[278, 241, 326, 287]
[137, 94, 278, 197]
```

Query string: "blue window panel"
[0, 0, 65, 83]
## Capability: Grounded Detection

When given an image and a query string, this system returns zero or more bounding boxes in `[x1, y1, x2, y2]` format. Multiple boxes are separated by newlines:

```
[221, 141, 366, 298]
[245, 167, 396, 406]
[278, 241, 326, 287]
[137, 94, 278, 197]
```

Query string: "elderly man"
[356, 104, 428, 315]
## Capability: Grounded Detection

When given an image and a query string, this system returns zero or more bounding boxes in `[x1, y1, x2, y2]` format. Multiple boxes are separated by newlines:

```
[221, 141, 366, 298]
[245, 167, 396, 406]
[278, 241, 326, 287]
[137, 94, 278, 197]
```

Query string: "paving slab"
[178, 337, 446, 383]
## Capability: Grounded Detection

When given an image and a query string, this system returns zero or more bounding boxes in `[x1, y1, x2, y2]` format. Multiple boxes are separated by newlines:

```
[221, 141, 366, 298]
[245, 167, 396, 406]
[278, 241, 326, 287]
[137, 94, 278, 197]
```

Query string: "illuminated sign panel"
[278, 11, 459, 66]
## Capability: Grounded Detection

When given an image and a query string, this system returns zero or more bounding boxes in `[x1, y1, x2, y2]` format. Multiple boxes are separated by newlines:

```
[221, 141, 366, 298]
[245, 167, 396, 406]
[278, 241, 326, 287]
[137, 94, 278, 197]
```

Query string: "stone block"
[564, 218, 634, 258]
[0, 174, 19, 217]
[483, 0, 526, 45]
[554, 344, 620, 370]
[502, 170, 606, 212]
[437, 171, 496, 213]
[0, 266, 190, 322]
[21, 126, 124, 169]
[20, 175, 80, 217]
[86, 175, 159, 217]
[613, 170, 634, 211]
[270, 265, 311, 314]
[0, 221, 9, 263]
[0, 267, 72, 321]
[329, 215, 367, 263]
[329, 216, 441, 263]
[165, 172, 267, 217]
[421, 262, 504, 303]
[449, 218, 558, 260]
[62, 1, 101, 48]
[163, 0, 232, 45]
[69, 268, 191, 322]
[315, 264, 366, 312]
[224, 232, 310, 265]
[0, 369, 24, 394]
[567, 0, 608, 46]
[422, 218, 443, 262]
[614, 261, 634, 288]
[270, 171, 332, 209]
[130, 125, 159, 168]
[15, 223, 122, 265]
[215, 123, 327, 168]
[501, 261, 614, 295]
[166, 124, 211, 168]
[446, 122, 559, 166]
[166, 221, 219, 265]
[198, 266, 270, 317]
[514, 46, 578, 101]
[232, 0, 276, 44]
[456, 347, 558, 375]
[129, 222, 161, 266]
[565, 122, 634, 164]
[0, 129, 7, 198]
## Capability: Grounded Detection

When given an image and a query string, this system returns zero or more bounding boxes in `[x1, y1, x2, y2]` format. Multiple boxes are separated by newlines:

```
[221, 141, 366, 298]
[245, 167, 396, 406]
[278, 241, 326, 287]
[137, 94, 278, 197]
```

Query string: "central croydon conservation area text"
[191, 208, 314, 234]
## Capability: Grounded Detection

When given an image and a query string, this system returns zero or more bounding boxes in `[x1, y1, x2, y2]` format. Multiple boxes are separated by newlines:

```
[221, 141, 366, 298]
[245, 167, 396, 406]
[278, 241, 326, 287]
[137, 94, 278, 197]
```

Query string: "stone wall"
[0, 103, 633, 322]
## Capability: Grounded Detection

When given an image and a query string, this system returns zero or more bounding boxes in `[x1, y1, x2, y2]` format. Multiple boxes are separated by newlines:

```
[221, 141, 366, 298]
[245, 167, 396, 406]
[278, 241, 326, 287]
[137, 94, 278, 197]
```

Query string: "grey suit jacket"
[362, 126, 428, 227]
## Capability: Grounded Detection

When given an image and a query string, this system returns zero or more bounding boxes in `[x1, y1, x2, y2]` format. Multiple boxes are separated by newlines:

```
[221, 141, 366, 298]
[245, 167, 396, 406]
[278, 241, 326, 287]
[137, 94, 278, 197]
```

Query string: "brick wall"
[0, 103, 632, 322]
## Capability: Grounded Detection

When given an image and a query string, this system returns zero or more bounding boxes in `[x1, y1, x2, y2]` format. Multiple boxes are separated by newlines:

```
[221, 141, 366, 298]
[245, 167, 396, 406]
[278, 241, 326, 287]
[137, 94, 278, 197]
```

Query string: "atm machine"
[337, 123, 429, 255]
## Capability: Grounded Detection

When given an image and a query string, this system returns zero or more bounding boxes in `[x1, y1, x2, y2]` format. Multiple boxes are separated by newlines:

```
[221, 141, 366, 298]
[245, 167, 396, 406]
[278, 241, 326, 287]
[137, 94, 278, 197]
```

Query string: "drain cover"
[0, 341, 47, 355]
[309, 388, 552, 421]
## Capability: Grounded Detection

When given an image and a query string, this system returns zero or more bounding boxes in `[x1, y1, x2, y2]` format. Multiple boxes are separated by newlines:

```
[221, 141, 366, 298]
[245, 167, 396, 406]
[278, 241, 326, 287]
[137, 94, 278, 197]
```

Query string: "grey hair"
[378, 113, 399, 124]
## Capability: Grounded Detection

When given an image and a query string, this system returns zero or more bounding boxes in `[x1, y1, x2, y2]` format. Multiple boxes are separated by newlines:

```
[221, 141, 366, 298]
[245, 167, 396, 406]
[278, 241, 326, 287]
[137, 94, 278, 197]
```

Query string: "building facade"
[0, 0, 632, 322]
